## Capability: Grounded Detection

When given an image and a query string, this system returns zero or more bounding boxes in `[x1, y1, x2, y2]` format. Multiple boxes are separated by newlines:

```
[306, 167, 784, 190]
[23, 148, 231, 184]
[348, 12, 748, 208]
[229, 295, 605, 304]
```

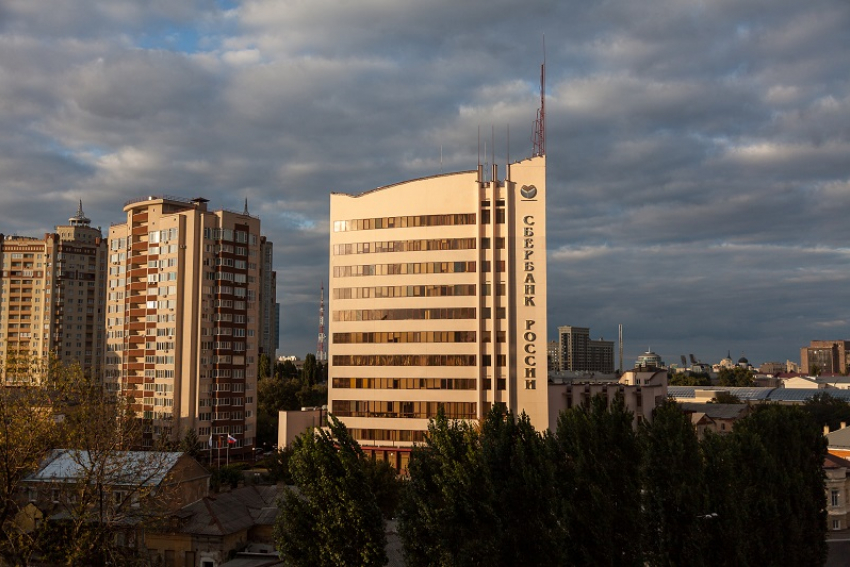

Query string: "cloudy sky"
[1, 0, 849, 368]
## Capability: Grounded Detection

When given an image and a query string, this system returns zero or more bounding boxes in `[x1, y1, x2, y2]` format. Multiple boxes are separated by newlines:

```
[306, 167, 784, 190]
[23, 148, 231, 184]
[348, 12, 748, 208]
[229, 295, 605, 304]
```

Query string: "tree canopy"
[274, 416, 387, 567]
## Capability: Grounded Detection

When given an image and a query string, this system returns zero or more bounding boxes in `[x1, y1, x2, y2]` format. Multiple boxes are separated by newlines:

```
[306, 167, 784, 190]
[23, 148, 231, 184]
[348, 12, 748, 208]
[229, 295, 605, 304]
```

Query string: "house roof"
[176, 485, 281, 537]
[26, 449, 184, 487]
[825, 452, 850, 470]
[680, 402, 750, 420]
[826, 427, 850, 449]
[669, 386, 850, 403]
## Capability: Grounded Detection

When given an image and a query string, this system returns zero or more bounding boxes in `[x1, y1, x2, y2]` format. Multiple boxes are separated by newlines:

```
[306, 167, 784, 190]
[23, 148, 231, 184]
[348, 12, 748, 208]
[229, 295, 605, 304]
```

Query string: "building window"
[832, 489, 841, 507]
[833, 519, 841, 530]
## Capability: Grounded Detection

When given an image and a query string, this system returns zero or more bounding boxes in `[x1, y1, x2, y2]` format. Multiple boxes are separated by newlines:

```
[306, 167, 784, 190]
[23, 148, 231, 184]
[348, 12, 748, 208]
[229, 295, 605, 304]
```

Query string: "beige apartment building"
[105, 196, 270, 455]
[0, 204, 106, 382]
[329, 155, 548, 469]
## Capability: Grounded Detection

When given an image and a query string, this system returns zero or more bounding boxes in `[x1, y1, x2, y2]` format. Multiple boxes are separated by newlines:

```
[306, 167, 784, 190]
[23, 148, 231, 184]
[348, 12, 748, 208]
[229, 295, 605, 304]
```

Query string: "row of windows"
[332, 308, 476, 322]
[332, 354, 477, 367]
[202, 228, 257, 244]
[333, 238, 476, 256]
[333, 284, 477, 300]
[332, 377, 477, 390]
[348, 429, 427, 443]
[148, 228, 179, 244]
[333, 213, 476, 233]
[333, 261, 476, 278]
[333, 331, 476, 344]
[332, 400, 477, 420]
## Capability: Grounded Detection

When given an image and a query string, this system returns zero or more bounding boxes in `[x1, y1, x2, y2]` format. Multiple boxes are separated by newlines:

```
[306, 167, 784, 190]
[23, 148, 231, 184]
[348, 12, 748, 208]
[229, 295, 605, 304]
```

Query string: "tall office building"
[104, 196, 268, 454]
[557, 325, 614, 373]
[0, 204, 106, 382]
[329, 156, 548, 469]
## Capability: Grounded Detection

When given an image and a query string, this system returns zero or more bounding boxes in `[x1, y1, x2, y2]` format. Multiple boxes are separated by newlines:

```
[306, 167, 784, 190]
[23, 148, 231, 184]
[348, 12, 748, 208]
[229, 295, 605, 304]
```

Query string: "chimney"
[842, 422, 847, 430]
[824, 425, 831, 435]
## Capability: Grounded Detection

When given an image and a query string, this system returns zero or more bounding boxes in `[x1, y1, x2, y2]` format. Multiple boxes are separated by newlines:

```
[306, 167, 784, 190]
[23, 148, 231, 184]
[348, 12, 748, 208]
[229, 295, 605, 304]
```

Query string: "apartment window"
[834, 519, 842, 530]
[832, 489, 841, 507]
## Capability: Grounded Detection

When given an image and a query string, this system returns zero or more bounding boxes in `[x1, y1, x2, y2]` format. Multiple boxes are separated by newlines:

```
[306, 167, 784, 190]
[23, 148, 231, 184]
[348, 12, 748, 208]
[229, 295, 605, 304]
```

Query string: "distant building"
[557, 325, 614, 373]
[635, 350, 665, 369]
[0, 203, 107, 382]
[258, 237, 278, 359]
[547, 340, 559, 371]
[759, 361, 787, 375]
[801, 340, 850, 376]
[547, 368, 667, 428]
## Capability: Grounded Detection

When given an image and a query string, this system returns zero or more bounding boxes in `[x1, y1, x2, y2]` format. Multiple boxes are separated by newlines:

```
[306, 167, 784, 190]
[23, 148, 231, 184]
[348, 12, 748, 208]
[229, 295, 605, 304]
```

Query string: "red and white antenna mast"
[532, 36, 546, 157]
[316, 282, 327, 363]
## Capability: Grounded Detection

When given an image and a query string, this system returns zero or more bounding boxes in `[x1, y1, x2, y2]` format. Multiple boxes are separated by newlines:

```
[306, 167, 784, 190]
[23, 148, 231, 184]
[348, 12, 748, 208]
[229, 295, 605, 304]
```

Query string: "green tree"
[641, 400, 706, 567]
[302, 353, 318, 386]
[361, 458, 403, 519]
[0, 380, 59, 564]
[275, 416, 386, 566]
[277, 359, 298, 379]
[711, 391, 742, 404]
[179, 428, 202, 459]
[703, 405, 827, 566]
[258, 353, 272, 380]
[477, 407, 562, 566]
[399, 410, 498, 567]
[803, 392, 850, 432]
[717, 367, 754, 387]
[554, 394, 643, 566]
[668, 372, 712, 386]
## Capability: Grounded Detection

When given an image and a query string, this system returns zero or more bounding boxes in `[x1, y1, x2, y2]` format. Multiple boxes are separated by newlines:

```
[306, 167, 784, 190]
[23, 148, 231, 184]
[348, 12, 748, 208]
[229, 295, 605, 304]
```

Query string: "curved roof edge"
[331, 169, 477, 199]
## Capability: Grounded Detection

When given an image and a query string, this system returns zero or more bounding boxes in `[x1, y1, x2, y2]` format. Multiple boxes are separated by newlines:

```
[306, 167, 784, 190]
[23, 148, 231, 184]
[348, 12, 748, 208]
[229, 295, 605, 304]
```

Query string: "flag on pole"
[227, 434, 237, 445]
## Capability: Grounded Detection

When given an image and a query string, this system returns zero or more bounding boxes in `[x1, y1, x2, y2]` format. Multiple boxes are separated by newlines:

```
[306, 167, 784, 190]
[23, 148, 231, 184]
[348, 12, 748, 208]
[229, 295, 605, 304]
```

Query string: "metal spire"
[69, 200, 91, 226]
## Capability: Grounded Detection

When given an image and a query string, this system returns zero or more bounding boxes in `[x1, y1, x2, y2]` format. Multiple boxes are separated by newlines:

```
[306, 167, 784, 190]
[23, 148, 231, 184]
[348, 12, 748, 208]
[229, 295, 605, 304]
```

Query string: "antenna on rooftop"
[532, 35, 546, 157]
[316, 283, 326, 363]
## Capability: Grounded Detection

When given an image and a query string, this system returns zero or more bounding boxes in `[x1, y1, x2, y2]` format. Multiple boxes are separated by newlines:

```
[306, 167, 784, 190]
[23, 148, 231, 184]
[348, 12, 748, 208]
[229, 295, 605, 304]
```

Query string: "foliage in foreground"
[0, 358, 177, 566]
[274, 416, 389, 567]
[399, 400, 828, 567]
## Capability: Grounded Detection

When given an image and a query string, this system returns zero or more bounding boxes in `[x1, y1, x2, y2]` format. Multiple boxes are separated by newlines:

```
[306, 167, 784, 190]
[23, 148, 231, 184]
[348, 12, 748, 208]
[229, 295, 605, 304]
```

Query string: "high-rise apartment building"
[0, 204, 106, 382]
[329, 156, 548, 469]
[258, 237, 279, 359]
[104, 196, 269, 454]
[557, 325, 614, 373]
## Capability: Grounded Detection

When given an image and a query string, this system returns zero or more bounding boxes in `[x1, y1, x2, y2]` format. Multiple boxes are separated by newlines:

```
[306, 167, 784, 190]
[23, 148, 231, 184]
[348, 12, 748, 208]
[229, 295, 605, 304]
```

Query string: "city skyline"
[1, 0, 848, 365]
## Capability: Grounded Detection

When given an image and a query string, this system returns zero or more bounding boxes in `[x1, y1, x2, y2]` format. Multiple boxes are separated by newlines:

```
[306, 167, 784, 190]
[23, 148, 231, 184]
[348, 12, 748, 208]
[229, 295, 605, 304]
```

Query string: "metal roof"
[670, 386, 850, 403]
[26, 449, 183, 487]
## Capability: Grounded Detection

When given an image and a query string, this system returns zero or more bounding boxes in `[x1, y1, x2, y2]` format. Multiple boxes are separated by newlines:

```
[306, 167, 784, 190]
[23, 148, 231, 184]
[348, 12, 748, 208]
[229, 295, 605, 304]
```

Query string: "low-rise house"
[825, 425, 850, 461]
[825, 453, 850, 531]
[146, 484, 282, 567]
[679, 402, 751, 437]
[20, 450, 210, 556]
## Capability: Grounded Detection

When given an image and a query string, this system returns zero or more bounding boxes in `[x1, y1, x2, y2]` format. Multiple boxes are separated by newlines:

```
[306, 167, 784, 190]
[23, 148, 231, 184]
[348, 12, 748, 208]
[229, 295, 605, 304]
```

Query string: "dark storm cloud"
[0, 0, 848, 363]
